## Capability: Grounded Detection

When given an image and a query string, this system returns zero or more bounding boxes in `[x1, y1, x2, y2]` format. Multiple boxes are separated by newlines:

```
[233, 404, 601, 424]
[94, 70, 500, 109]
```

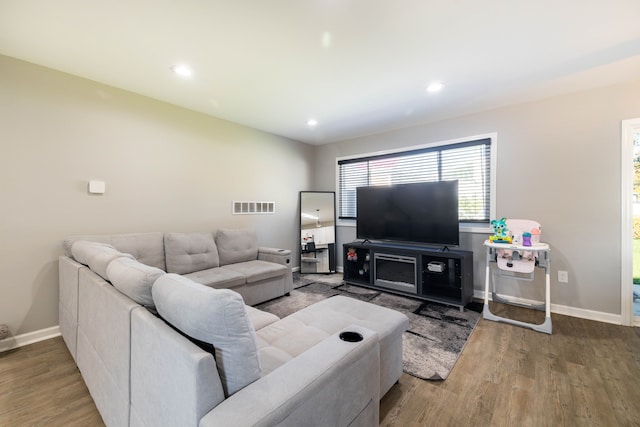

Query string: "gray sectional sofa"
[58, 228, 409, 427]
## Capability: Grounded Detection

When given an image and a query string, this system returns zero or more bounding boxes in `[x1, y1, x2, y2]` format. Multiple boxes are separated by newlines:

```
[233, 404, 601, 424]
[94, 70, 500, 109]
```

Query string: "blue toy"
[490, 217, 512, 243]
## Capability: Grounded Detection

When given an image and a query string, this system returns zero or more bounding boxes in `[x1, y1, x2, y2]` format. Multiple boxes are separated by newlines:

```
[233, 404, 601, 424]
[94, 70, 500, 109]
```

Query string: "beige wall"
[316, 80, 640, 318]
[0, 55, 314, 336]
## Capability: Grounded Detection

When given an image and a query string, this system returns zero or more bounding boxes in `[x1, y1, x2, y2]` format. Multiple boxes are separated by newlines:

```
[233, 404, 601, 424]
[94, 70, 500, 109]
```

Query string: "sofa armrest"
[59, 256, 85, 361]
[258, 246, 291, 259]
[258, 247, 293, 293]
[130, 308, 225, 427]
[199, 325, 380, 427]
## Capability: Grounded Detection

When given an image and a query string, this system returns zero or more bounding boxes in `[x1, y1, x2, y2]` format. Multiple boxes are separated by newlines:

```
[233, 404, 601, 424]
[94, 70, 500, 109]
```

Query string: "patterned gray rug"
[256, 274, 482, 380]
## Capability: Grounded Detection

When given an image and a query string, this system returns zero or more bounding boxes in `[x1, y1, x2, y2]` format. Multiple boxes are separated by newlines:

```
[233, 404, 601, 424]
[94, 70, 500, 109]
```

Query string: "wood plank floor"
[1, 303, 639, 426]
[0, 336, 104, 426]
[381, 303, 640, 426]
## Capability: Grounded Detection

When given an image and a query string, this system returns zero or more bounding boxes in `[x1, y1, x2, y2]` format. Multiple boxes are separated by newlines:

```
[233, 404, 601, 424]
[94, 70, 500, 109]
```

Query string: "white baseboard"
[474, 290, 623, 325]
[0, 325, 61, 353]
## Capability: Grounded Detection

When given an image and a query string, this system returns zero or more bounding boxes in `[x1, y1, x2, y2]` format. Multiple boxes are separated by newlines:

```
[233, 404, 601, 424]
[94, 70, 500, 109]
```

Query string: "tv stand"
[343, 241, 474, 310]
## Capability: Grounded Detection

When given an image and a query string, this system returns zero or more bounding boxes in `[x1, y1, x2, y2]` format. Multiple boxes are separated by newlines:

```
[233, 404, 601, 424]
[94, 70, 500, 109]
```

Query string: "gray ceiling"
[1, 1, 639, 145]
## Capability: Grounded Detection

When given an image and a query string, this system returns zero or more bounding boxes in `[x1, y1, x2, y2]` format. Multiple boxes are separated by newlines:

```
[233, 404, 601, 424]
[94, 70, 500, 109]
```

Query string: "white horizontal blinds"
[338, 138, 491, 221]
[369, 151, 438, 185]
[339, 161, 368, 219]
[440, 142, 490, 221]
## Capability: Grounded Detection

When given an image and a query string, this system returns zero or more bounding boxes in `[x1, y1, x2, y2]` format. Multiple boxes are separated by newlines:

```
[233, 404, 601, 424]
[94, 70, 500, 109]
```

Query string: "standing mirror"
[299, 191, 336, 274]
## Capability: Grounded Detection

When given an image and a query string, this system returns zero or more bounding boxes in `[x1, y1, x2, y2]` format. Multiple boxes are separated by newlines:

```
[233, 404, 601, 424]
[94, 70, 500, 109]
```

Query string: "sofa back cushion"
[164, 232, 219, 274]
[215, 228, 258, 266]
[152, 274, 261, 397]
[64, 232, 166, 271]
[71, 241, 134, 280]
[107, 257, 165, 309]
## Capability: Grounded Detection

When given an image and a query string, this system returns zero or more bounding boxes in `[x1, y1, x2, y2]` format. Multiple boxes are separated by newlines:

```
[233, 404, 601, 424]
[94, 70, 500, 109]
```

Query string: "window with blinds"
[338, 138, 492, 222]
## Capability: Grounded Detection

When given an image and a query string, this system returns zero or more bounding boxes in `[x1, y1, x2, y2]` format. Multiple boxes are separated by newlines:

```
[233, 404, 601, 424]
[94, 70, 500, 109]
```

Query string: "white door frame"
[621, 118, 640, 327]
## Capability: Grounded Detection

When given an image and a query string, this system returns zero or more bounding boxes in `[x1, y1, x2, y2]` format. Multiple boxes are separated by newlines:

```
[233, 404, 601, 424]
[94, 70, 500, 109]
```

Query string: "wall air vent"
[233, 201, 276, 215]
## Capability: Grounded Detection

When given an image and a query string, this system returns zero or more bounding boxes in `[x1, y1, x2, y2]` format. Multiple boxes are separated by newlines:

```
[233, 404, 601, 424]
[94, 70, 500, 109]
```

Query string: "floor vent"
[233, 201, 276, 215]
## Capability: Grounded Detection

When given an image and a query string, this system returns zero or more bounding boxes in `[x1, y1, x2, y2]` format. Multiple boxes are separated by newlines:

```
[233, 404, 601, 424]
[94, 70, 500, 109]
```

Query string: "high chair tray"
[484, 240, 549, 251]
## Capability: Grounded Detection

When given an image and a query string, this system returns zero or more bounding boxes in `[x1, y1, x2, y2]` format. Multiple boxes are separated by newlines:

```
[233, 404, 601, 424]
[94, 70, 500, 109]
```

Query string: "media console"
[343, 241, 474, 310]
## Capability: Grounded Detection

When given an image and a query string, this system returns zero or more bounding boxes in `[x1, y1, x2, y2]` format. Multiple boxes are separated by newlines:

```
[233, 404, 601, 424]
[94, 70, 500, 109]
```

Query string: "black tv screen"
[356, 181, 459, 246]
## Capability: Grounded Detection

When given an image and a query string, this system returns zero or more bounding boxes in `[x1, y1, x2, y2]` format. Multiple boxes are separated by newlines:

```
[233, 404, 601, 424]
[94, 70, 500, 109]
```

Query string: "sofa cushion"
[256, 317, 332, 375]
[152, 274, 261, 397]
[64, 232, 166, 270]
[255, 295, 409, 381]
[265, 295, 409, 397]
[215, 228, 258, 266]
[71, 241, 133, 280]
[220, 260, 287, 284]
[244, 306, 280, 331]
[183, 267, 246, 289]
[106, 257, 165, 309]
[164, 232, 219, 274]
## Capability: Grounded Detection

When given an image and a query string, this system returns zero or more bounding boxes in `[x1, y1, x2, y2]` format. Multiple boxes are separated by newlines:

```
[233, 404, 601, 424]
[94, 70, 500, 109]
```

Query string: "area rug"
[256, 274, 482, 380]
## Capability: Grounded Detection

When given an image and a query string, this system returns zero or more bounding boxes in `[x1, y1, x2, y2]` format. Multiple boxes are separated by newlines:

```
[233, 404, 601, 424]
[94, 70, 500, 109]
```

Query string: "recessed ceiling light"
[322, 32, 332, 48]
[426, 81, 444, 93]
[171, 64, 192, 78]
[307, 119, 318, 127]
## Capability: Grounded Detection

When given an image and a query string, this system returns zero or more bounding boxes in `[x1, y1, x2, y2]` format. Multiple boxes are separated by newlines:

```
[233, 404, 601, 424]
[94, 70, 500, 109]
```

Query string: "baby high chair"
[483, 219, 552, 334]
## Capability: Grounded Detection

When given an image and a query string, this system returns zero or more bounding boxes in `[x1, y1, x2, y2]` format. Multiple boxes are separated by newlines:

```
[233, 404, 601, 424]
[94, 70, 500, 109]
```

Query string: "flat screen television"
[356, 181, 459, 246]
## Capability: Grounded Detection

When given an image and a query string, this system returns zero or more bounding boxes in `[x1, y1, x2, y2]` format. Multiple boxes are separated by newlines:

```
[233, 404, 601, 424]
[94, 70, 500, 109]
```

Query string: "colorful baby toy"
[489, 217, 513, 243]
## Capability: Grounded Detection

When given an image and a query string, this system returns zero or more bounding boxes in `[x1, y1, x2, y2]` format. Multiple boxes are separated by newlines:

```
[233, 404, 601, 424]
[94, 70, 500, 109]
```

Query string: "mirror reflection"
[299, 191, 336, 273]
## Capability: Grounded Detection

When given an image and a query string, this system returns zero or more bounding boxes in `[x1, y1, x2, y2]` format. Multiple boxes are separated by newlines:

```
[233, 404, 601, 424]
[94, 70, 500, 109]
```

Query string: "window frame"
[335, 133, 497, 233]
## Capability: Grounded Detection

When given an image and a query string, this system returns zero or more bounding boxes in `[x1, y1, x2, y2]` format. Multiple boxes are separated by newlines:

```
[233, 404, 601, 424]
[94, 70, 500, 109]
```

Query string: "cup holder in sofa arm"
[258, 247, 291, 264]
[339, 331, 364, 343]
[274, 249, 290, 263]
